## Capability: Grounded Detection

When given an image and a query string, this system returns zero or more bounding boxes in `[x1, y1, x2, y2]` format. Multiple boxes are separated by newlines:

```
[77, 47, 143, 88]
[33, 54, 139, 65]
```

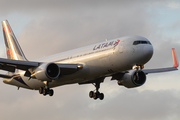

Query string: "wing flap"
[0, 63, 15, 72]
[0, 74, 12, 78]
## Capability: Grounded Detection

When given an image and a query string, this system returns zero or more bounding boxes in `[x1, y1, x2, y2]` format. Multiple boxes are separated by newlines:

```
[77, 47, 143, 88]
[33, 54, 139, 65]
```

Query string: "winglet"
[172, 48, 178, 67]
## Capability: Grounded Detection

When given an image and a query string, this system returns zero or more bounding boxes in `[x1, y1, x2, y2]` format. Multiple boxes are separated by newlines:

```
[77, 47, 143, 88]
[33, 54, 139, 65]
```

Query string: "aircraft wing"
[142, 48, 178, 74]
[142, 67, 178, 74]
[0, 57, 39, 72]
[0, 57, 83, 77]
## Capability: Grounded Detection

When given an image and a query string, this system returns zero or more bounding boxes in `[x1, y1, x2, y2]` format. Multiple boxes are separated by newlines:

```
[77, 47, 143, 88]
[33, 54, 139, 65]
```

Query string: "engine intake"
[33, 63, 60, 81]
[117, 69, 146, 88]
[46, 63, 60, 78]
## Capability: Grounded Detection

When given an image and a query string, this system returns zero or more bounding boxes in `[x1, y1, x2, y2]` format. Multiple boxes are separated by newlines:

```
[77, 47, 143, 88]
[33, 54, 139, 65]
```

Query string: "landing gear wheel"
[43, 89, 48, 96]
[93, 92, 98, 100]
[99, 93, 104, 100]
[89, 91, 94, 98]
[39, 87, 43, 94]
[49, 89, 54, 96]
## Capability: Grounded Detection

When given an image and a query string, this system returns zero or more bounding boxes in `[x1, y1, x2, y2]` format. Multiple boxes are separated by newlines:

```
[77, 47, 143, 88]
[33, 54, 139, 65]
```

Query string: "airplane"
[0, 20, 178, 100]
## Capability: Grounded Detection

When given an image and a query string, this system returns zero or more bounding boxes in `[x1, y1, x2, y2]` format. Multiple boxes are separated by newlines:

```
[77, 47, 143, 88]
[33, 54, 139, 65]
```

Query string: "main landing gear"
[89, 80, 104, 100]
[39, 87, 54, 96]
[39, 81, 54, 96]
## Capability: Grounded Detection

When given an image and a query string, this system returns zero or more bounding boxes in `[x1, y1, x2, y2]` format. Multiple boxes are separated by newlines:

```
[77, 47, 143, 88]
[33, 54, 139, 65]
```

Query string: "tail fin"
[1, 20, 27, 61]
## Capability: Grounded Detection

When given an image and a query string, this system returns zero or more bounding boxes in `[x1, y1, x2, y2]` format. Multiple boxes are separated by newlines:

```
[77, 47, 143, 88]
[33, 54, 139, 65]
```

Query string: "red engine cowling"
[118, 69, 146, 88]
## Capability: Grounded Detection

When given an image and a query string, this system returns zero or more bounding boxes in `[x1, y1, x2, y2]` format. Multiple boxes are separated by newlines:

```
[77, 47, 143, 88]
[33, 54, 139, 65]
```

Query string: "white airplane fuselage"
[3, 35, 153, 90]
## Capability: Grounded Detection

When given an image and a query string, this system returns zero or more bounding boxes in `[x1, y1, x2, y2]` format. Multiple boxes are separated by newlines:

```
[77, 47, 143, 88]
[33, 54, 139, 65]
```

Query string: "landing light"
[77, 64, 83, 69]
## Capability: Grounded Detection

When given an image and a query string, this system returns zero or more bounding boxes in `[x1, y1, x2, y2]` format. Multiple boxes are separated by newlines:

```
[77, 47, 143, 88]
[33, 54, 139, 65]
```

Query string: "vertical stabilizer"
[1, 20, 27, 61]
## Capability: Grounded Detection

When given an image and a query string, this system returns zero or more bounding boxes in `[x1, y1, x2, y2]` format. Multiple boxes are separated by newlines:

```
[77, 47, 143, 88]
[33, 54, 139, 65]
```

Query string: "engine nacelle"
[118, 69, 146, 88]
[33, 63, 60, 81]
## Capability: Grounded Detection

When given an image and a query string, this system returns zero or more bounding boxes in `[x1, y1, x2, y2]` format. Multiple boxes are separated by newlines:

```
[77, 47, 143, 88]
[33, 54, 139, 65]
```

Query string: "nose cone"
[143, 45, 153, 63]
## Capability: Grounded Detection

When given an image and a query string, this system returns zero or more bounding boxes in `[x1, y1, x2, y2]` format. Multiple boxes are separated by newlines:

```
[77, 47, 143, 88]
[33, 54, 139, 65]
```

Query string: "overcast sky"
[0, 0, 180, 120]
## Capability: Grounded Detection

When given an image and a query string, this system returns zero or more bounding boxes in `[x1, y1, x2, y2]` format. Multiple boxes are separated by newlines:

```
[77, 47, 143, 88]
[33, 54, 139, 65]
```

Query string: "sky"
[0, 0, 180, 120]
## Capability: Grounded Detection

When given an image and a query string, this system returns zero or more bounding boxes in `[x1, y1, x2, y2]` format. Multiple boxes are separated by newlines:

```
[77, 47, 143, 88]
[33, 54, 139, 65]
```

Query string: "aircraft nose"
[143, 45, 153, 61]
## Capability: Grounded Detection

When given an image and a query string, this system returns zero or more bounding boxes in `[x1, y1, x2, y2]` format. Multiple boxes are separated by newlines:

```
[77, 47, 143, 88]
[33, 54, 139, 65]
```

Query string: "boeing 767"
[0, 20, 178, 100]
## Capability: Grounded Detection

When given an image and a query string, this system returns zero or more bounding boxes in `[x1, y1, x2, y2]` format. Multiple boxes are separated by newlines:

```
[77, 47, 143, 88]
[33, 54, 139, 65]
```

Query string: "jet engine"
[32, 63, 60, 81]
[117, 69, 146, 88]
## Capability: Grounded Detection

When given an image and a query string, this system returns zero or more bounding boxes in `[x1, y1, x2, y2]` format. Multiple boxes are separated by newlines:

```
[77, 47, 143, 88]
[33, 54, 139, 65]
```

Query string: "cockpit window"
[133, 40, 151, 45]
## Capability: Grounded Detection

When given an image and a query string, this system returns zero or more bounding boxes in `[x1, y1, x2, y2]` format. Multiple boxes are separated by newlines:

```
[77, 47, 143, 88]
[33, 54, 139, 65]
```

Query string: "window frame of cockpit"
[133, 40, 151, 45]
